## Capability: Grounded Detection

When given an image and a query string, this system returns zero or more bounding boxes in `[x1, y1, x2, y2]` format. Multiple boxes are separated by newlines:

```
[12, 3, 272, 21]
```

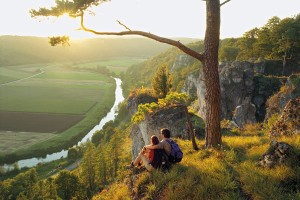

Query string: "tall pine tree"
[152, 64, 172, 98]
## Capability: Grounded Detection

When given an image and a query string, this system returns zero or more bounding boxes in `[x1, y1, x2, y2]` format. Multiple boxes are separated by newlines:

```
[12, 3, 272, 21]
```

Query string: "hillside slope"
[0, 36, 198, 67]
[94, 128, 300, 200]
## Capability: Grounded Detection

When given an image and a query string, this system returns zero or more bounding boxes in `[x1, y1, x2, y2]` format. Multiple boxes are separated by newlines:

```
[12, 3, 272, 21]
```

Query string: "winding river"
[3, 78, 124, 170]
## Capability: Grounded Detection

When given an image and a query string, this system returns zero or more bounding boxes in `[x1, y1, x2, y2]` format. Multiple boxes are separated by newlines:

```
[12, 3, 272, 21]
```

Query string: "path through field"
[0, 69, 45, 86]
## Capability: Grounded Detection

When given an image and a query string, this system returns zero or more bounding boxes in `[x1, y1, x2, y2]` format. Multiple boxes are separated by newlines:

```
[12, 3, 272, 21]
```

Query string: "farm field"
[0, 58, 137, 161]
[0, 111, 84, 133]
[70, 57, 146, 74]
[0, 131, 56, 153]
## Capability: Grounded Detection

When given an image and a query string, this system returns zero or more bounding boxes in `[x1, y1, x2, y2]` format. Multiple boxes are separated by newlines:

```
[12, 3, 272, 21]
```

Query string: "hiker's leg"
[140, 154, 154, 171]
[133, 150, 144, 166]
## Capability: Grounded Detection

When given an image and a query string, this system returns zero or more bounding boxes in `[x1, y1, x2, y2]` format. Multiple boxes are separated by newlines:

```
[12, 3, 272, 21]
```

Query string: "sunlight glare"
[51, 13, 85, 39]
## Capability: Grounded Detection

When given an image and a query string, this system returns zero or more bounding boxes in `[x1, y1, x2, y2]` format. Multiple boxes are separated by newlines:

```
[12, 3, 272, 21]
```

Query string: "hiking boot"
[126, 162, 134, 169]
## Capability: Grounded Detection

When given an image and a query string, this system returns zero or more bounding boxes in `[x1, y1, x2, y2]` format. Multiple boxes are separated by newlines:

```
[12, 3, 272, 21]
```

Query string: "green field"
[0, 57, 145, 161]
[0, 67, 35, 84]
[0, 61, 119, 161]
[0, 68, 111, 114]
[71, 57, 146, 74]
[0, 131, 56, 153]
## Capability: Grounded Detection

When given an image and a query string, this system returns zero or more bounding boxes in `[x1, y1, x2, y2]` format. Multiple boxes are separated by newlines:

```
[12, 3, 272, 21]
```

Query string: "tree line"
[219, 15, 300, 63]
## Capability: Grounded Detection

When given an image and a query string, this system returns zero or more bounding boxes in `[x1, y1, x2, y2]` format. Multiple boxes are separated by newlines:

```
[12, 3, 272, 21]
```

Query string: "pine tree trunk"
[282, 53, 286, 76]
[202, 0, 222, 148]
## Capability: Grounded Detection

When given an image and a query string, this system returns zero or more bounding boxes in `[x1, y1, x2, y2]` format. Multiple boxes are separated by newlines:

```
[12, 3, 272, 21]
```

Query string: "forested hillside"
[0, 36, 197, 67]
[123, 41, 203, 95]
[123, 15, 300, 95]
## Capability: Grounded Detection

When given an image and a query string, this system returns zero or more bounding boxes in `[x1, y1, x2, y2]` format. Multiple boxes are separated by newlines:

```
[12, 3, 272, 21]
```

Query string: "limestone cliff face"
[219, 61, 255, 122]
[182, 61, 256, 127]
[170, 54, 190, 72]
[128, 96, 188, 159]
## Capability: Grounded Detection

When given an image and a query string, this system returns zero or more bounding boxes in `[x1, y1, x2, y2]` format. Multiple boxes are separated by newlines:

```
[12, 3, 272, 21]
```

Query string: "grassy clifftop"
[94, 125, 300, 200]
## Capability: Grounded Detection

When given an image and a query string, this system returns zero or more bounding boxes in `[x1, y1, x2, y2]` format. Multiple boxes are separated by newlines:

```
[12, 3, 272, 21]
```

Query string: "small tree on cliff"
[31, 0, 230, 148]
[152, 64, 172, 98]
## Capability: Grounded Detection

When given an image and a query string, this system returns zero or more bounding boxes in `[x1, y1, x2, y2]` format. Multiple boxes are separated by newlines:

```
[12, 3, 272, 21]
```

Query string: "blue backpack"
[166, 139, 183, 163]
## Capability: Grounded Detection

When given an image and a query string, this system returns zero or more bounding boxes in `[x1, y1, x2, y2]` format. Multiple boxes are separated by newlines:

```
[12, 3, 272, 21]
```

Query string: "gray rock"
[258, 141, 292, 168]
[129, 106, 188, 159]
[232, 97, 257, 127]
[170, 54, 190, 72]
[252, 95, 265, 107]
[182, 61, 255, 126]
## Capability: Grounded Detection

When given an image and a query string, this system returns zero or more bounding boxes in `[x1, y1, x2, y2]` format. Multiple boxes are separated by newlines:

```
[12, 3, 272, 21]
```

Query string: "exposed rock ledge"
[128, 93, 199, 159]
[182, 61, 256, 127]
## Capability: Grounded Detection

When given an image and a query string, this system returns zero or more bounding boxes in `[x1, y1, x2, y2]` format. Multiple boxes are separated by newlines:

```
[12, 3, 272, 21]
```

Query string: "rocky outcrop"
[258, 141, 292, 168]
[182, 61, 300, 127]
[252, 74, 284, 122]
[129, 107, 189, 159]
[270, 98, 300, 137]
[182, 61, 256, 126]
[265, 75, 300, 120]
[128, 92, 197, 159]
[219, 61, 255, 121]
[232, 97, 257, 127]
[170, 54, 191, 72]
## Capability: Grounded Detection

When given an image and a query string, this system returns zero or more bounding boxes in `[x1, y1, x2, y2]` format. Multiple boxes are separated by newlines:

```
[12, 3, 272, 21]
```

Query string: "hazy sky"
[0, 0, 299, 39]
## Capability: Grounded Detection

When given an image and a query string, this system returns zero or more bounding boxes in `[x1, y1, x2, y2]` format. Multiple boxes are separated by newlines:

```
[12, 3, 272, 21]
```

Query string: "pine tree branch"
[117, 20, 131, 31]
[202, 0, 231, 7]
[220, 0, 231, 6]
[79, 12, 204, 62]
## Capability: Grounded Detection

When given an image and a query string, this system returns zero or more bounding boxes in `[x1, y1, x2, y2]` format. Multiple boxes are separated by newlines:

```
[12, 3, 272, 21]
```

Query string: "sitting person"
[145, 128, 183, 163]
[144, 128, 172, 158]
[128, 135, 162, 171]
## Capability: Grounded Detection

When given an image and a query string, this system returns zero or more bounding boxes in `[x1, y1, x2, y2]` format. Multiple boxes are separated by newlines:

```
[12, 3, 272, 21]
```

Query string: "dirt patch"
[0, 111, 84, 133]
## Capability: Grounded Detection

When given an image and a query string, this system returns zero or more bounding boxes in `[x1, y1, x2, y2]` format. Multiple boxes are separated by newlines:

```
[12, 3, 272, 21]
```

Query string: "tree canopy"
[152, 64, 172, 98]
[219, 15, 300, 62]
[30, 0, 108, 18]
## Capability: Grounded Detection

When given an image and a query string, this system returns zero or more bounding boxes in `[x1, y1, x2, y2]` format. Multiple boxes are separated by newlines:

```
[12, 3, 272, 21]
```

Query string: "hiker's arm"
[145, 144, 159, 150]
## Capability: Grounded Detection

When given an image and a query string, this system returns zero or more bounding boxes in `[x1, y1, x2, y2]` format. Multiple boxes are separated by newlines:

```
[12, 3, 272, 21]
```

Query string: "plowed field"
[0, 111, 84, 133]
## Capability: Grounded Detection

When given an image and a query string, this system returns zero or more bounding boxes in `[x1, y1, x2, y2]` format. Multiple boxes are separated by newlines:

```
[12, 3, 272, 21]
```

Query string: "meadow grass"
[94, 129, 300, 200]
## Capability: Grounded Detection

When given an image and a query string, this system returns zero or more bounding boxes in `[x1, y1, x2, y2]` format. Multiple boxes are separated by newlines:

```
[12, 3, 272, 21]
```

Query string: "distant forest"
[0, 36, 197, 67]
